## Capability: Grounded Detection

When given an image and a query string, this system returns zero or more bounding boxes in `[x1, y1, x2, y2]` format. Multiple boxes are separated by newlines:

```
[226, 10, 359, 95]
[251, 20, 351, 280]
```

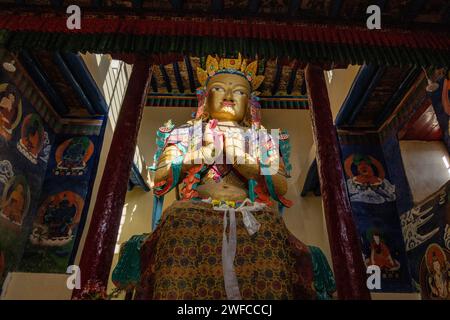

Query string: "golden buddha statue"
[112, 55, 335, 300]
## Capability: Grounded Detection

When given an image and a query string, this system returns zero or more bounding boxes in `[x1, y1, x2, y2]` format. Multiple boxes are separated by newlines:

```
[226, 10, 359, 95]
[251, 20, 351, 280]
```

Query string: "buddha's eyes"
[233, 90, 246, 96]
[211, 86, 225, 93]
[210, 86, 246, 96]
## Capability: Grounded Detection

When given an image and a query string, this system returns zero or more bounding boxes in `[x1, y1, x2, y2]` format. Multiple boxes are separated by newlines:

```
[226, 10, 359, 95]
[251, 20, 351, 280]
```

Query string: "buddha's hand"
[182, 121, 224, 169]
[203, 119, 223, 147]
[233, 153, 260, 180]
[202, 120, 224, 164]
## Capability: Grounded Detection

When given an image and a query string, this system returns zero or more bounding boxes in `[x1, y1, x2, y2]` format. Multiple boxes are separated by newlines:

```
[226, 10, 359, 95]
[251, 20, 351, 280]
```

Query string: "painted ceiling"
[18, 51, 108, 118]
[336, 65, 425, 131]
[147, 56, 309, 110]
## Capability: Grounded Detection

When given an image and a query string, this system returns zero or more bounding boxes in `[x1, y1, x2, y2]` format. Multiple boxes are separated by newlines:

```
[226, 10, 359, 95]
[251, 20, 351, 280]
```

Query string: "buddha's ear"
[195, 91, 210, 122]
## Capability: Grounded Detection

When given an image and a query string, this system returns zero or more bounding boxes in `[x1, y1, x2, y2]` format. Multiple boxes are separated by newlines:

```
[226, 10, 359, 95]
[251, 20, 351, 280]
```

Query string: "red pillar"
[305, 64, 371, 300]
[72, 55, 152, 299]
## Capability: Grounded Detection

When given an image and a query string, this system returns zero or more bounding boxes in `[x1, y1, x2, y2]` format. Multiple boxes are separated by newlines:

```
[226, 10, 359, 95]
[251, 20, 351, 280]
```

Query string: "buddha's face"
[206, 73, 250, 122]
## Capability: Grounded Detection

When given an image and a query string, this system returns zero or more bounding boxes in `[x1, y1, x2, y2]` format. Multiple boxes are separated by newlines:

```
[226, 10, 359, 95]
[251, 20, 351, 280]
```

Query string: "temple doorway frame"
[1, 11, 447, 300]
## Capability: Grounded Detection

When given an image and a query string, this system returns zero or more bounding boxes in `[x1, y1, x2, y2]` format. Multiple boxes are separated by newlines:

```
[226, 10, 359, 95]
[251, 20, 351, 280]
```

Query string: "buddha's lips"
[222, 101, 235, 108]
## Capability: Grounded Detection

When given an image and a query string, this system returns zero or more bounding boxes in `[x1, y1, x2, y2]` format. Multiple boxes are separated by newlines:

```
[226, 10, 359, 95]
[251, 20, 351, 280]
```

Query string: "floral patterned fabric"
[134, 200, 329, 300]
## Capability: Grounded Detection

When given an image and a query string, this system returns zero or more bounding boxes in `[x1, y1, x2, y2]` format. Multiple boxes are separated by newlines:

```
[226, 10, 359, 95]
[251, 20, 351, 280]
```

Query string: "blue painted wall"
[0, 70, 55, 288]
[19, 128, 106, 273]
[339, 139, 414, 293]
[0, 62, 107, 290]
[381, 135, 414, 214]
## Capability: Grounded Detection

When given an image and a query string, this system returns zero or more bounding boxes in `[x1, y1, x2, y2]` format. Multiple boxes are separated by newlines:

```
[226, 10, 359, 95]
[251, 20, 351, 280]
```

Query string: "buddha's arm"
[153, 143, 216, 185]
[153, 145, 183, 185]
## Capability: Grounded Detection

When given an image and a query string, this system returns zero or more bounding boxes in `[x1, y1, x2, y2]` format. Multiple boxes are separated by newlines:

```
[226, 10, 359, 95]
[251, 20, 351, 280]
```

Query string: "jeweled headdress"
[195, 54, 264, 128]
[196, 53, 265, 91]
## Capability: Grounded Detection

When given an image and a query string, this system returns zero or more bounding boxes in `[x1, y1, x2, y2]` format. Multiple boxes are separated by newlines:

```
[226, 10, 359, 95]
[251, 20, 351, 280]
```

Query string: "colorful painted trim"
[0, 13, 448, 67]
[146, 95, 309, 110]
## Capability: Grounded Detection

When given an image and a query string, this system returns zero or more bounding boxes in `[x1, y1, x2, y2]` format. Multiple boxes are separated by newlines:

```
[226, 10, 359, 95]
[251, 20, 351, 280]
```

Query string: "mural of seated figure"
[0, 83, 22, 141]
[30, 191, 83, 247]
[365, 229, 400, 272]
[420, 243, 450, 300]
[43, 195, 77, 239]
[344, 154, 396, 204]
[54, 137, 94, 176]
[17, 114, 45, 165]
[0, 175, 30, 227]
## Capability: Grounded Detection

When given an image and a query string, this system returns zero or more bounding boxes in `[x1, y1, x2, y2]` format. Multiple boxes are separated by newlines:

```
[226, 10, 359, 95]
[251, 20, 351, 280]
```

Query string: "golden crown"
[196, 53, 265, 91]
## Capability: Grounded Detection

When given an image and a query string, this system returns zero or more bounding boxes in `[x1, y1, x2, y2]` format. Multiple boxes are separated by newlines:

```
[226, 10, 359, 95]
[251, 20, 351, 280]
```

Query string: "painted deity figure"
[425, 244, 449, 300]
[43, 195, 77, 239]
[344, 154, 396, 204]
[17, 114, 45, 164]
[54, 137, 94, 176]
[113, 55, 335, 300]
[366, 229, 400, 271]
[0, 178, 28, 226]
[30, 191, 83, 247]
[0, 83, 21, 141]
[61, 139, 87, 168]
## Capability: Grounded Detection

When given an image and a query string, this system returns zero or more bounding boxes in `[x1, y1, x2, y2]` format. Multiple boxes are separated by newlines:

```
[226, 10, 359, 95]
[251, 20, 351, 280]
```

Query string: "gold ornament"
[196, 53, 264, 91]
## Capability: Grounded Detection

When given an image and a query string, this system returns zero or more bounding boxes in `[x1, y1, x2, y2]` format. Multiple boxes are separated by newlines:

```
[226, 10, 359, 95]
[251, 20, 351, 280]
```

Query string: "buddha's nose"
[225, 88, 233, 100]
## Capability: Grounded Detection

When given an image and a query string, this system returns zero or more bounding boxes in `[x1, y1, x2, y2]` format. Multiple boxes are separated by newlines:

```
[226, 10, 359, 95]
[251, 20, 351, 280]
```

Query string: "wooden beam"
[19, 51, 70, 115]
[184, 56, 197, 93]
[159, 64, 172, 92]
[271, 61, 282, 95]
[348, 66, 386, 125]
[172, 61, 185, 93]
[375, 67, 421, 127]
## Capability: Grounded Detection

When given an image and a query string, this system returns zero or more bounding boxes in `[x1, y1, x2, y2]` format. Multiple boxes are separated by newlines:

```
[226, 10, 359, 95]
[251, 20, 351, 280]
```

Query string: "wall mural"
[0, 83, 22, 142]
[0, 175, 31, 227]
[19, 133, 101, 274]
[0, 73, 54, 291]
[0, 66, 106, 290]
[340, 142, 413, 293]
[392, 77, 450, 300]
[420, 243, 450, 299]
[344, 154, 396, 204]
[17, 114, 48, 164]
[54, 137, 94, 176]
[400, 182, 450, 300]
[30, 191, 84, 247]
[364, 227, 401, 272]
